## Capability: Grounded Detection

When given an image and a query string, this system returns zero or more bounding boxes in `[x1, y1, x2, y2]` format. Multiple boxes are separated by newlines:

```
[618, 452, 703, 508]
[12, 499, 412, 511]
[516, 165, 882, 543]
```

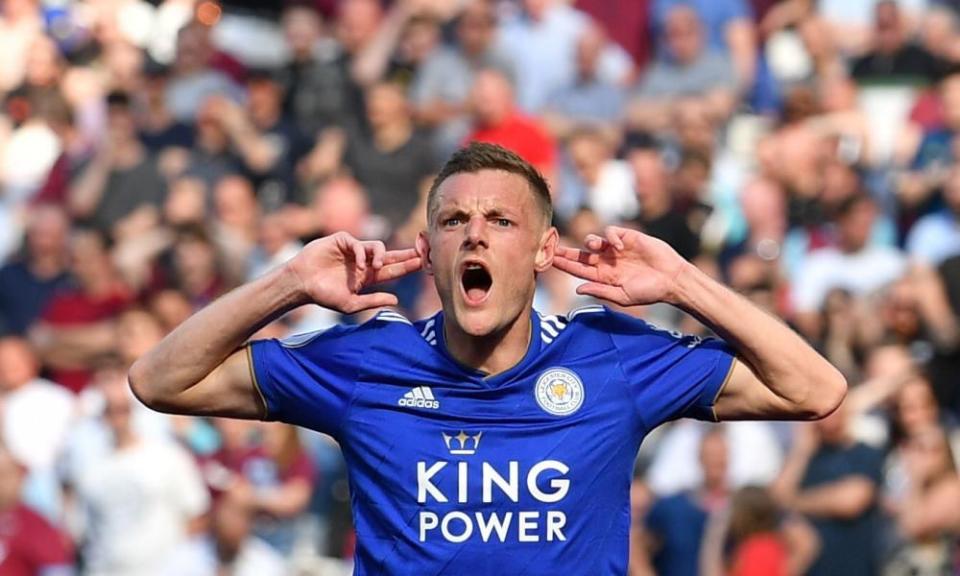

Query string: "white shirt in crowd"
[791, 245, 907, 313]
[646, 420, 784, 496]
[76, 439, 210, 576]
[160, 536, 287, 576]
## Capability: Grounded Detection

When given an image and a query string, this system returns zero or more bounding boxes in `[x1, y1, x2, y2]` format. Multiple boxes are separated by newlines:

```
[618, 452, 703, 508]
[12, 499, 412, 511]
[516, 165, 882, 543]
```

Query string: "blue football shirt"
[249, 305, 735, 575]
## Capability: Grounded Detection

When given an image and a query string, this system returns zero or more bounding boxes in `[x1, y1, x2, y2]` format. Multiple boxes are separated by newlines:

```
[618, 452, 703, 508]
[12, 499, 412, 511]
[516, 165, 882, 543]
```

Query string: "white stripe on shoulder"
[279, 329, 330, 348]
[376, 311, 413, 325]
[541, 333, 554, 344]
[568, 305, 604, 319]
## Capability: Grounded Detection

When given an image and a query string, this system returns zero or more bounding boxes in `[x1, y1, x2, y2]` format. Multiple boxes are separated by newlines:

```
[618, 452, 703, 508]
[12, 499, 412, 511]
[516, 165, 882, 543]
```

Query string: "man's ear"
[415, 231, 433, 275]
[534, 226, 559, 273]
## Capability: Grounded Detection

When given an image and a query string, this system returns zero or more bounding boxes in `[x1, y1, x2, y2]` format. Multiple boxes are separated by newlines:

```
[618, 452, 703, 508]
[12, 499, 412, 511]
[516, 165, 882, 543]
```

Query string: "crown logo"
[442, 431, 483, 455]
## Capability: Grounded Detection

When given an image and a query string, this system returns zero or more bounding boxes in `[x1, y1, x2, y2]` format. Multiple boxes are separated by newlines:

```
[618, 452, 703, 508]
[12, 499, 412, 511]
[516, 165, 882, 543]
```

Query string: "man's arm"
[128, 232, 422, 418]
[551, 226, 846, 421]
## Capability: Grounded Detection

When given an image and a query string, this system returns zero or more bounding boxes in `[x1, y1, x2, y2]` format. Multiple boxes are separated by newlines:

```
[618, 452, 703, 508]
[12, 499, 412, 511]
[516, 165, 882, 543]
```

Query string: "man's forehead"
[434, 170, 536, 210]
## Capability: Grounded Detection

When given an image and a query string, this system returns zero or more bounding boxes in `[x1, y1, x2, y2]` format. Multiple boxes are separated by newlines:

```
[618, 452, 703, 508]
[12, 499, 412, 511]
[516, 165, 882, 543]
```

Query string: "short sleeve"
[248, 324, 361, 437]
[606, 311, 736, 428]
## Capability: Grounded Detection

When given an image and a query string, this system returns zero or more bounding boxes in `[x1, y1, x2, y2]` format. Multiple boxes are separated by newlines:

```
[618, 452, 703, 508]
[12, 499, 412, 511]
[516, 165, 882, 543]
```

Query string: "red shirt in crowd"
[201, 443, 316, 499]
[40, 287, 132, 393]
[730, 533, 788, 576]
[467, 114, 557, 175]
[0, 504, 74, 575]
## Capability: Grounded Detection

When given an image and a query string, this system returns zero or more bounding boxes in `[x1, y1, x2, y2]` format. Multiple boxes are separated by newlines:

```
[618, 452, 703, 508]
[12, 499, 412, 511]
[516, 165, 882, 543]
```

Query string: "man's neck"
[444, 310, 532, 376]
[29, 254, 65, 279]
[640, 194, 671, 220]
[373, 122, 413, 152]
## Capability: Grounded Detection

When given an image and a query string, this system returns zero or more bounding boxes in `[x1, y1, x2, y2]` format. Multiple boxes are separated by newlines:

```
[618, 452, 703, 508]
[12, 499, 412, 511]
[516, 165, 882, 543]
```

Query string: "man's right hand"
[130, 232, 421, 418]
[287, 232, 423, 314]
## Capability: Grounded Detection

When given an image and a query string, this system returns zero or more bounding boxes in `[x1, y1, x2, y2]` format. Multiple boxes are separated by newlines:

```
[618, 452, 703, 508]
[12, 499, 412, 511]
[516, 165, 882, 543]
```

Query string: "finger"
[551, 254, 599, 280]
[351, 239, 367, 272]
[575, 282, 628, 305]
[371, 256, 423, 283]
[382, 247, 420, 265]
[554, 245, 583, 260]
[346, 292, 399, 313]
[604, 227, 625, 251]
[556, 246, 601, 266]
[584, 234, 607, 253]
[365, 241, 386, 269]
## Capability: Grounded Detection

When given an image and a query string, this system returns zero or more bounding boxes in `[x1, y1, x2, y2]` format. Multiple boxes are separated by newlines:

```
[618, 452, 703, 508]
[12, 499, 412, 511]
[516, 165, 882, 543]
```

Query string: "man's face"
[418, 170, 556, 337]
[665, 7, 703, 64]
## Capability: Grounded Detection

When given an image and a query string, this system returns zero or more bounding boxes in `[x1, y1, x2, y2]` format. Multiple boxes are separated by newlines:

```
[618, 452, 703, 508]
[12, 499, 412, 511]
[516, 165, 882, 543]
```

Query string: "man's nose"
[463, 216, 487, 248]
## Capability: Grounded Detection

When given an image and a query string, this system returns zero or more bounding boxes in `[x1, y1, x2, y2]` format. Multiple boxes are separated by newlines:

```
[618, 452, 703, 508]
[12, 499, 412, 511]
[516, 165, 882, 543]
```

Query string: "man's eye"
[443, 217, 461, 227]
[495, 218, 511, 227]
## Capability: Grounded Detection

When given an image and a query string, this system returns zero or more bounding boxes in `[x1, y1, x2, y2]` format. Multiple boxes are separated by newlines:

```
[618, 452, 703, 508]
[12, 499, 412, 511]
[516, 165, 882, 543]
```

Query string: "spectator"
[637, 427, 730, 576]
[575, 0, 653, 68]
[73, 369, 209, 576]
[212, 175, 261, 285]
[341, 81, 436, 234]
[466, 67, 557, 181]
[168, 226, 227, 309]
[629, 6, 738, 134]
[650, 0, 756, 91]
[247, 212, 302, 281]
[791, 193, 907, 339]
[771, 404, 885, 576]
[204, 420, 315, 554]
[31, 228, 132, 394]
[701, 486, 820, 576]
[0, 441, 74, 575]
[182, 98, 245, 189]
[883, 424, 960, 575]
[906, 163, 960, 265]
[165, 21, 243, 124]
[410, 0, 513, 161]
[67, 91, 166, 241]
[242, 69, 306, 204]
[543, 22, 628, 142]
[897, 70, 960, 226]
[0, 337, 74, 520]
[498, 0, 630, 112]
[851, 1, 943, 86]
[0, 0, 43, 94]
[626, 141, 701, 262]
[136, 63, 195, 154]
[279, 5, 363, 137]
[562, 127, 637, 224]
[0, 205, 70, 336]
[160, 492, 286, 576]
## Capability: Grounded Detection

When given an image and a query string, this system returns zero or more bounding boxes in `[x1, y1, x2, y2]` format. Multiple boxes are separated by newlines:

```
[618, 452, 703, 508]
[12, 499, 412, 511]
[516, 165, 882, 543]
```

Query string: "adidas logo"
[398, 386, 440, 410]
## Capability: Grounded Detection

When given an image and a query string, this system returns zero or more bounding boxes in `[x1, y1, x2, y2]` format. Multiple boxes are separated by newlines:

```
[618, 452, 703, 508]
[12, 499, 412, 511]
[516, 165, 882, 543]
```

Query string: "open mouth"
[461, 262, 493, 305]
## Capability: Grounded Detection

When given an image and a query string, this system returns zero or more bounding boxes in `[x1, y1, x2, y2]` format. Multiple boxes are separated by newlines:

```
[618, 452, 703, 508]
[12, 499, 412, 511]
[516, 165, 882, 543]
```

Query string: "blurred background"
[2, 0, 960, 574]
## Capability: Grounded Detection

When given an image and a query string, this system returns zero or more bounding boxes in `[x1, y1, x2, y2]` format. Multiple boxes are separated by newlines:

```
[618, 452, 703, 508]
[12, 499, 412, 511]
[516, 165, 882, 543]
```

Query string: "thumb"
[575, 282, 628, 305]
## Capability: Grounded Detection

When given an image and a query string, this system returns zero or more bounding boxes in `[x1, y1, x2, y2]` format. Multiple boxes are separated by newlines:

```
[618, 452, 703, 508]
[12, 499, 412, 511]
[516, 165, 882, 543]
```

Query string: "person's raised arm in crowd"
[128, 233, 422, 417]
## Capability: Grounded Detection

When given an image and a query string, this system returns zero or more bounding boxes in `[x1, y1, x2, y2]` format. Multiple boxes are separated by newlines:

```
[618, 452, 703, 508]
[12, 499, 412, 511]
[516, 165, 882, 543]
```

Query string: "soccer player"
[130, 143, 846, 574]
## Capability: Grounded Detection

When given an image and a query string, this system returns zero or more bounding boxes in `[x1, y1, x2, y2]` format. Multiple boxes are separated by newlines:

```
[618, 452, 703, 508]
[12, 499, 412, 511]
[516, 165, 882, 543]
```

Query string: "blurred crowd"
[3, 0, 960, 574]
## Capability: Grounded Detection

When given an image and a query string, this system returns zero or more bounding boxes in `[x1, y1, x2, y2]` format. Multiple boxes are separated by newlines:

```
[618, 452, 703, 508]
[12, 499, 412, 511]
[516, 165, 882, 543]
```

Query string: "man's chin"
[450, 305, 502, 338]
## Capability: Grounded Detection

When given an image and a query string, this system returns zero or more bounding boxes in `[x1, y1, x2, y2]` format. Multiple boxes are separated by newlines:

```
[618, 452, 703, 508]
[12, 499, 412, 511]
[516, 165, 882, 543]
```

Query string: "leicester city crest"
[534, 368, 584, 416]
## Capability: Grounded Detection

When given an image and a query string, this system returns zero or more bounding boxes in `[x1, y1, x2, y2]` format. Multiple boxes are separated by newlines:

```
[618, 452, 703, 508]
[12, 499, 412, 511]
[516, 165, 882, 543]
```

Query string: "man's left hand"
[551, 226, 689, 307]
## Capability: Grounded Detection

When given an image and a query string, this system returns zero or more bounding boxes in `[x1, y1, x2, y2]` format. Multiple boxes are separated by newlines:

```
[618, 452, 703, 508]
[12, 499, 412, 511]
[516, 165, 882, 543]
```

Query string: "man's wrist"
[268, 262, 312, 311]
[665, 260, 705, 309]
